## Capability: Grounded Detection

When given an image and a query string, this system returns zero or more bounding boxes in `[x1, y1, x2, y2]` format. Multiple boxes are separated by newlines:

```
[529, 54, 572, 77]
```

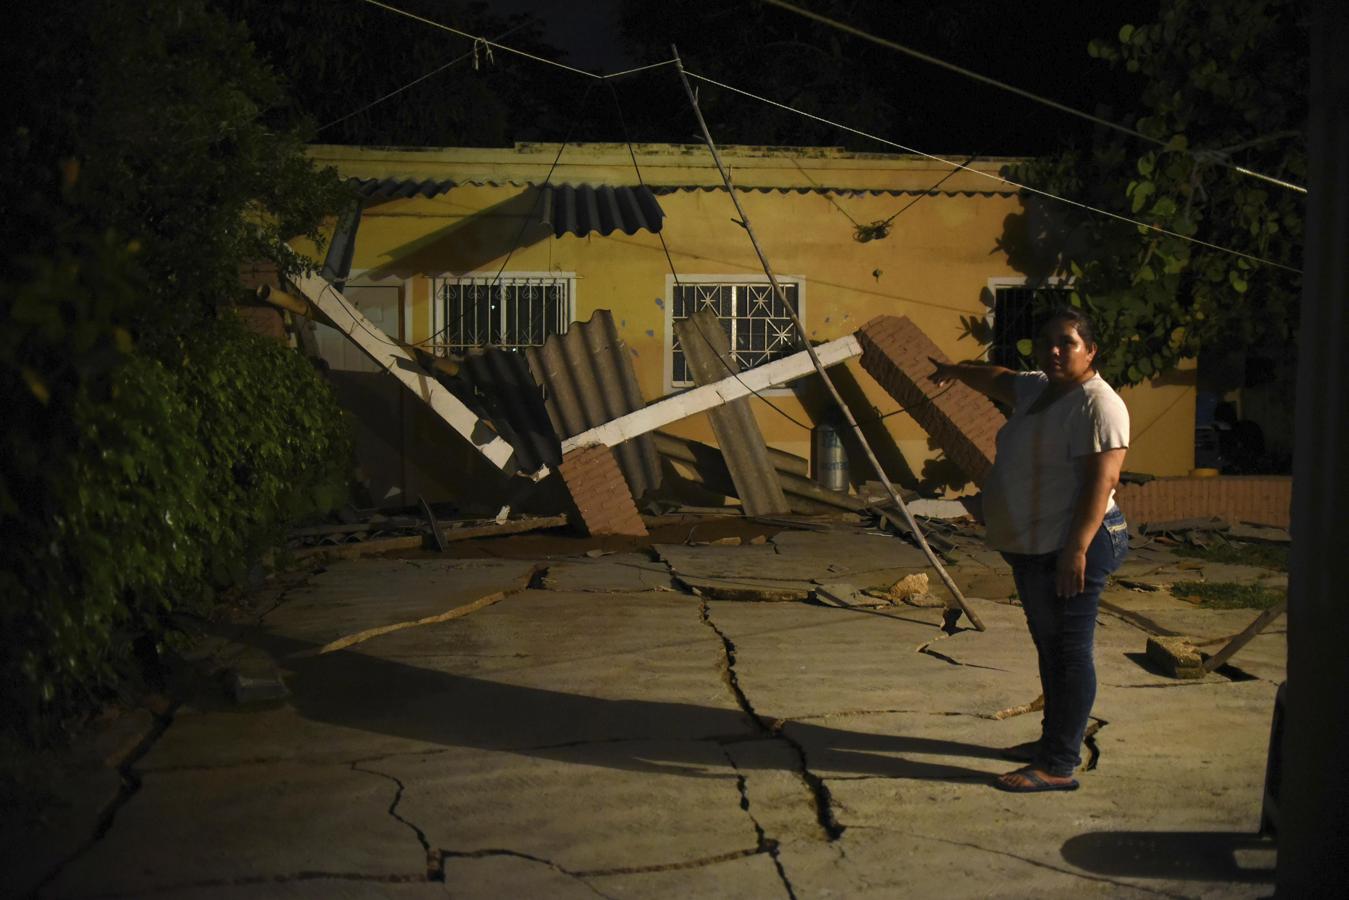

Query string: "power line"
[684, 70, 1302, 275]
[316, 21, 528, 134]
[760, 0, 1307, 196]
[606, 79, 813, 432]
[357, 0, 675, 82]
[350, 0, 1302, 273]
[412, 84, 598, 353]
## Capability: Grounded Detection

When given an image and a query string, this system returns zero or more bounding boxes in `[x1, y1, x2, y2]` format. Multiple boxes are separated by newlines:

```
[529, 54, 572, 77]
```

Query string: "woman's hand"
[1056, 548, 1087, 598]
[928, 357, 959, 386]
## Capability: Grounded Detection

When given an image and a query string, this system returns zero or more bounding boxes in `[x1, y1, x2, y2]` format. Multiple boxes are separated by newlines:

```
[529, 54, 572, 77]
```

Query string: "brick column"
[855, 315, 1004, 485]
[558, 445, 648, 537]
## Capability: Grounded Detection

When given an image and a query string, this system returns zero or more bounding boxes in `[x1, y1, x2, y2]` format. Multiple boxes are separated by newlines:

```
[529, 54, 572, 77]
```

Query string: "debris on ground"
[287, 513, 569, 560]
[885, 572, 942, 607]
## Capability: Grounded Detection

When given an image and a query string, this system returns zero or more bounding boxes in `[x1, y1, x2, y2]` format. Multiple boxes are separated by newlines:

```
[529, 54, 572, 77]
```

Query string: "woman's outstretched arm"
[927, 357, 1019, 406]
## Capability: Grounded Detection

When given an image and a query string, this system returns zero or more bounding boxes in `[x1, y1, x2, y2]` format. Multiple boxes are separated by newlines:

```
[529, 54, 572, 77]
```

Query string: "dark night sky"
[477, 0, 1159, 155]
[483, 0, 633, 71]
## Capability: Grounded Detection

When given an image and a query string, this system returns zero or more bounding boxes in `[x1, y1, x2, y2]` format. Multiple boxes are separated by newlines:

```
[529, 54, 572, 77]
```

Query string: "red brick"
[856, 315, 1004, 486]
[1113, 476, 1291, 528]
[558, 445, 648, 536]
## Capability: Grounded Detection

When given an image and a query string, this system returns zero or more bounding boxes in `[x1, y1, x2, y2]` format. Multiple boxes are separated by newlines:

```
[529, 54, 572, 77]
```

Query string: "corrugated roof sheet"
[526, 310, 662, 499]
[674, 310, 789, 517]
[650, 185, 1017, 197]
[347, 177, 1010, 204]
[458, 348, 562, 475]
[349, 177, 459, 200]
[539, 184, 665, 238]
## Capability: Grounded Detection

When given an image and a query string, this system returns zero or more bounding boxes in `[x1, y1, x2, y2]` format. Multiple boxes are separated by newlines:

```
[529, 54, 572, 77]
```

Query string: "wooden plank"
[560, 334, 862, 453]
[1202, 599, 1288, 672]
[290, 271, 528, 475]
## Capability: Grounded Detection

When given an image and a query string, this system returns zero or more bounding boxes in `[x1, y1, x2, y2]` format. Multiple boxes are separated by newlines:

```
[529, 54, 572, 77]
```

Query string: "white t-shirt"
[983, 371, 1130, 554]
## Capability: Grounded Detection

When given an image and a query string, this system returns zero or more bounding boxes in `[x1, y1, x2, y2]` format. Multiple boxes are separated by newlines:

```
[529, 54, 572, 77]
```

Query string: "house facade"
[301, 142, 1197, 505]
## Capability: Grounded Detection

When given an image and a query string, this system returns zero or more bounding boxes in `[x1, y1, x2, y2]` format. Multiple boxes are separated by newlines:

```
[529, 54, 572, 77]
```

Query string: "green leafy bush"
[1, 318, 351, 737]
[1, 2, 353, 741]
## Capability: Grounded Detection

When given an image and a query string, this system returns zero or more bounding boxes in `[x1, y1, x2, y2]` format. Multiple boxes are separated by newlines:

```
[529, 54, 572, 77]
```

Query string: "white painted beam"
[561, 334, 862, 453]
[290, 271, 531, 476]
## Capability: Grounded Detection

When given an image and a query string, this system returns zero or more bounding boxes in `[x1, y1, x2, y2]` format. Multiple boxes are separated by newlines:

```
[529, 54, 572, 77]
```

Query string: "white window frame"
[429, 271, 577, 355]
[664, 273, 807, 394]
[984, 276, 1072, 370]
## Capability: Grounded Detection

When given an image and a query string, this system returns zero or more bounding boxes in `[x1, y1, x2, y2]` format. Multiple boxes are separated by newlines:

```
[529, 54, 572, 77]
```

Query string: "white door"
[315, 279, 402, 372]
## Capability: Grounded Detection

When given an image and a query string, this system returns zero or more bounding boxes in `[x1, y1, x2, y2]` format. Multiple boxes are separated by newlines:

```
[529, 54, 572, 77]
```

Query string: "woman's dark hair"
[1039, 306, 1098, 350]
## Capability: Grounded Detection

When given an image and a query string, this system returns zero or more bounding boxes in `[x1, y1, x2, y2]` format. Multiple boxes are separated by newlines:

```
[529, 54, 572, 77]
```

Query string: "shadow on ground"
[1061, 830, 1276, 883]
[236, 627, 1006, 783]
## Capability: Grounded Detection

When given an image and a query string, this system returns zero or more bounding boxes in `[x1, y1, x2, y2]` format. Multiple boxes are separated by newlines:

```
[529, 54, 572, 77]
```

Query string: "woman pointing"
[929, 307, 1130, 792]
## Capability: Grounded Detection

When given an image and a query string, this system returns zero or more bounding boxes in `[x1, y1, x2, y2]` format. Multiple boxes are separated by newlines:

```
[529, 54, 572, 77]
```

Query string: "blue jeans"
[1001, 507, 1130, 777]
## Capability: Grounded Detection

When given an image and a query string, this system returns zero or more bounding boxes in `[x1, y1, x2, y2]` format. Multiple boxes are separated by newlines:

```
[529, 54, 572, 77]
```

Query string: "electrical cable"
[413, 82, 598, 353]
[316, 21, 528, 134]
[760, 0, 1307, 195]
[350, 0, 1302, 274]
[606, 78, 813, 432]
[683, 69, 1302, 275]
[357, 0, 675, 81]
[854, 381, 958, 427]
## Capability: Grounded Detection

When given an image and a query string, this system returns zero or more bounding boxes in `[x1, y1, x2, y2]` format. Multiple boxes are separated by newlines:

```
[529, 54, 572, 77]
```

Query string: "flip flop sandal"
[999, 741, 1039, 763]
[993, 769, 1080, 793]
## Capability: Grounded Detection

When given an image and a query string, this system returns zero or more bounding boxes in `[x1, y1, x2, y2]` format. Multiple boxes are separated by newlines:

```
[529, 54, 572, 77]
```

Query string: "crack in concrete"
[31, 707, 180, 897]
[721, 748, 798, 900]
[349, 760, 439, 880]
[697, 598, 844, 842]
[786, 707, 982, 723]
[291, 565, 545, 659]
[1081, 716, 1106, 771]
[915, 642, 1008, 672]
[576, 846, 771, 878]
[73, 871, 432, 898]
[438, 848, 616, 899]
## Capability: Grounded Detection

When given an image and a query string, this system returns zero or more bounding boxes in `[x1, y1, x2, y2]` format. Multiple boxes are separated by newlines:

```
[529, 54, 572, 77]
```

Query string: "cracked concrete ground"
[30, 529, 1282, 899]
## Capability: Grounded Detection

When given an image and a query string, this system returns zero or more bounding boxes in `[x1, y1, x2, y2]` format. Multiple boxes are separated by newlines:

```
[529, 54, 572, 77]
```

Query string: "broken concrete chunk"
[886, 572, 929, 602]
[230, 669, 290, 704]
[813, 583, 888, 609]
[1145, 636, 1208, 679]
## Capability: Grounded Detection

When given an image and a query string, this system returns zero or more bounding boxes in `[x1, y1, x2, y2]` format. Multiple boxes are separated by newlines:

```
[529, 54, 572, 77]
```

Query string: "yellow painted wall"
[310, 144, 1195, 488]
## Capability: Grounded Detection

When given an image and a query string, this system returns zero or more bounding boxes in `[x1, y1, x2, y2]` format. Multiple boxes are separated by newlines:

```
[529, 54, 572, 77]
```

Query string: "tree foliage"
[2, 1, 352, 739]
[1000, 0, 1307, 386]
[216, 0, 569, 147]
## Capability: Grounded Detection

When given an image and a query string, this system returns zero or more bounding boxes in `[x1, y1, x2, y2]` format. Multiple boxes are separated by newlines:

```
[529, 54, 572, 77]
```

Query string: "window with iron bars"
[431, 274, 574, 354]
[989, 284, 1072, 370]
[670, 280, 802, 387]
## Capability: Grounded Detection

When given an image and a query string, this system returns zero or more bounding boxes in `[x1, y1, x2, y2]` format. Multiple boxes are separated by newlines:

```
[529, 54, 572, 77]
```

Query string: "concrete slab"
[384, 742, 760, 874]
[165, 882, 449, 899]
[1185, 562, 1288, 588]
[657, 538, 928, 601]
[48, 762, 426, 898]
[542, 553, 675, 592]
[769, 530, 929, 568]
[440, 853, 611, 899]
[38, 549, 1284, 900]
[586, 851, 788, 899]
[262, 558, 540, 650]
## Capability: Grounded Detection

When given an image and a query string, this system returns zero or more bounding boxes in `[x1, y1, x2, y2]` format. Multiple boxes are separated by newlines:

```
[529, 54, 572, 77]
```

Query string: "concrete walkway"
[30, 527, 1283, 898]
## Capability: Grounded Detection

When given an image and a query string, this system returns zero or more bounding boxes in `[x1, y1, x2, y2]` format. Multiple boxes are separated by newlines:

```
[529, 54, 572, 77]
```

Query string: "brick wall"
[856, 315, 1004, 485]
[1114, 476, 1292, 528]
[233, 306, 288, 342]
[558, 445, 648, 537]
